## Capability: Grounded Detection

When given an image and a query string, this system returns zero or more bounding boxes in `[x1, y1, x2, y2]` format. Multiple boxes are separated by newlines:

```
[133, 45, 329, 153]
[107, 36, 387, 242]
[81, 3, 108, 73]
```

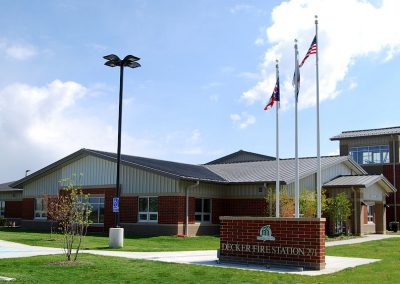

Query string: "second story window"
[349, 145, 390, 165]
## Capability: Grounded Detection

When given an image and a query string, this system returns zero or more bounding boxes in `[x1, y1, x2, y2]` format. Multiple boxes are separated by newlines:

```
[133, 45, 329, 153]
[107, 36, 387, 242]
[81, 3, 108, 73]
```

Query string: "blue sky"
[1, 0, 400, 182]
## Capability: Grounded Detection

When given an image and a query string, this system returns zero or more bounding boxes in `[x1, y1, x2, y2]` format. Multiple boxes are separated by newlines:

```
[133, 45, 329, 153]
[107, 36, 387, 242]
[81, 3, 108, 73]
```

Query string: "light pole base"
[109, 227, 124, 248]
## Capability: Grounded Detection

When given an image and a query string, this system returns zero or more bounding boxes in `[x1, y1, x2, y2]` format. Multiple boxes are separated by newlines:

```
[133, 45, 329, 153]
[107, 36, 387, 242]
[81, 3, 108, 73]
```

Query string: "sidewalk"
[1, 234, 399, 277]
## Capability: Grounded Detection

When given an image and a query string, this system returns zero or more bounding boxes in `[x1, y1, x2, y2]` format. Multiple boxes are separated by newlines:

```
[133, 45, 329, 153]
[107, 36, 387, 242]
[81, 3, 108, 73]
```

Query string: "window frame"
[195, 198, 212, 223]
[349, 145, 390, 165]
[0, 200, 5, 217]
[367, 205, 374, 223]
[34, 198, 47, 220]
[87, 196, 105, 225]
[138, 196, 158, 223]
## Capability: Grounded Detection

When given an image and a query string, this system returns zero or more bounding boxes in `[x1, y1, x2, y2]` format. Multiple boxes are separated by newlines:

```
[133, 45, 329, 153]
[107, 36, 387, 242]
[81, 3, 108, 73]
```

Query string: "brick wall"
[212, 198, 266, 224]
[22, 198, 34, 220]
[219, 217, 326, 270]
[5, 201, 22, 218]
[120, 196, 138, 223]
[158, 196, 186, 224]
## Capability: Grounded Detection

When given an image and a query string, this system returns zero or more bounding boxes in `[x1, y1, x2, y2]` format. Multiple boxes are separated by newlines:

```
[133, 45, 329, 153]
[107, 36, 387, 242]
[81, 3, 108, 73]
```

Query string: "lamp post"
[103, 54, 140, 247]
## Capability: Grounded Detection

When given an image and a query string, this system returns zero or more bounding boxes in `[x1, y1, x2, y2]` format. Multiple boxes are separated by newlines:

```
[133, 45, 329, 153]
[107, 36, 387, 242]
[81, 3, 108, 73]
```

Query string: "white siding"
[364, 183, 385, 202]
[24, 169, 62, 197]
[23, 155, 181, 197]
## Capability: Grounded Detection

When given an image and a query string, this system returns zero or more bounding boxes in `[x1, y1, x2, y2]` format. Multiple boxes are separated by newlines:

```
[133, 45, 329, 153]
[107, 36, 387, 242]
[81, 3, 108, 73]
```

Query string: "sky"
[1, 0, 400, 182]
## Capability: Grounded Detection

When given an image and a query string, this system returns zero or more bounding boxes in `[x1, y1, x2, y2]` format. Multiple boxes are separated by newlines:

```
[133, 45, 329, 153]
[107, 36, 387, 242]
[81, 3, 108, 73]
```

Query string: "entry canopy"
[323, 174, 396, 194]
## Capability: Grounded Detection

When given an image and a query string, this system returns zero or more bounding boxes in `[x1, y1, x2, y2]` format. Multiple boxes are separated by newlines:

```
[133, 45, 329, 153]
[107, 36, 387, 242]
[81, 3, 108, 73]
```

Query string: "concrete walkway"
[1, 234, 399, 278]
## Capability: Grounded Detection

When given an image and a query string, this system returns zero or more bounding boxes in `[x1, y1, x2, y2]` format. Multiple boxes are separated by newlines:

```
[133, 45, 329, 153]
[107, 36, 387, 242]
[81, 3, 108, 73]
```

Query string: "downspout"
[185, 180, 199, 236]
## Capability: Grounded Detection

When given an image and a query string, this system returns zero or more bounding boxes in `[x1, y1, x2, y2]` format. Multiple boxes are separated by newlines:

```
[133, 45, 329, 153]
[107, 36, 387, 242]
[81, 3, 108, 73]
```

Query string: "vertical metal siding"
[0, 191, 22, 200]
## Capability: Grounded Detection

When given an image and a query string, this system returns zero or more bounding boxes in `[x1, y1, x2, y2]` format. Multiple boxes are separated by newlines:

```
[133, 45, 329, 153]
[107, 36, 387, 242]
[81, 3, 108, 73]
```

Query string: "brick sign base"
[219, 216, 326, 270]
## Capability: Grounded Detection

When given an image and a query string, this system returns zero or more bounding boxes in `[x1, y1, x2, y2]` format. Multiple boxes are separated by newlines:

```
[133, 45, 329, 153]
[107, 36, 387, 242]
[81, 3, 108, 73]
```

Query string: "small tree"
[265, 186, 294, 217]
[326, 192, 352, 235]
[48, 178, 92, 261]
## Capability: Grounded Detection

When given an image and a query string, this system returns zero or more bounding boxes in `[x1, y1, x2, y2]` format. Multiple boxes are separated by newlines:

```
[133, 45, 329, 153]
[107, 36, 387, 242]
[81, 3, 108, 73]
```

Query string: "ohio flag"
[264, 78, 280, 110]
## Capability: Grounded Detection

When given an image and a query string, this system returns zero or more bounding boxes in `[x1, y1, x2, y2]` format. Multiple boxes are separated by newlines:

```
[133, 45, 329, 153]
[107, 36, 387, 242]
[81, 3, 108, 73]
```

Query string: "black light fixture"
[103, 54, 141, 228]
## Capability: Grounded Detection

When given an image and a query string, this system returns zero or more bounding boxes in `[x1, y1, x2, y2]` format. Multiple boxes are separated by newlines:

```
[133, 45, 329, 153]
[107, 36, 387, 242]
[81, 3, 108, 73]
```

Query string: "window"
[349, 145, 390, 165]
[0, 201, 5, 217]
[87, 196, 105, 224]
[367, 205, 374, 223]
[34, 198, 47, 219]
[138, 197, 158, 222]
[195, 198, 211, 223]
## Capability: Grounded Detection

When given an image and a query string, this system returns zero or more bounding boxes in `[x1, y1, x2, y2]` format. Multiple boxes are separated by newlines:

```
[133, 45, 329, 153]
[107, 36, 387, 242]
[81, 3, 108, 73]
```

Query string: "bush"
[0, 216, 5, 226]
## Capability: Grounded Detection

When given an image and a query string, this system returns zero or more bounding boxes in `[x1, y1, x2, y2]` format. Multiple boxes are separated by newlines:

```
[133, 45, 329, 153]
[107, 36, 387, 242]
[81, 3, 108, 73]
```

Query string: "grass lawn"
[0, 238, 400, 283]
[0, 228, 219, 251]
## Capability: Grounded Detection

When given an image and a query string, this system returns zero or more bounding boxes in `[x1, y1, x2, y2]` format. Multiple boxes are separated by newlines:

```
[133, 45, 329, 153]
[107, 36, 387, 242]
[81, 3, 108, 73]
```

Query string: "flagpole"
[315, 15, 322, 218]
[275, 59, 280, 218]
[294, 39, 300, 218]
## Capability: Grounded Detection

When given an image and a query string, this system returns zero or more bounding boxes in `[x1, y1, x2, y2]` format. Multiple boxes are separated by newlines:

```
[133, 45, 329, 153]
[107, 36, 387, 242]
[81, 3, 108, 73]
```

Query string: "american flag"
[264, 78, 280, 110]
[299, 36, 317, 67]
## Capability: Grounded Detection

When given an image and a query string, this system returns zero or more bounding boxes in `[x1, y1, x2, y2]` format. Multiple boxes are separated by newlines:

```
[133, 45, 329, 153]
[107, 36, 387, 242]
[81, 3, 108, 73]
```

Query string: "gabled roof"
[323, 174, 396, 193]
[10, 149, 366, 188]
[330, 126, 400, 140]
[10, 149, 226, 188]
[85, 149, 225, 183]
[206, 150, 275, 165]
[203, 155, 366, 184]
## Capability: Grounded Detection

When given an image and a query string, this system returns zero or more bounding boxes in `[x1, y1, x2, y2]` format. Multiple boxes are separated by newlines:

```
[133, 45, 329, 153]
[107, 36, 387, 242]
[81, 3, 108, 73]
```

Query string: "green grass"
[1, 238, 400, 283]
[0, 228, 219, 251]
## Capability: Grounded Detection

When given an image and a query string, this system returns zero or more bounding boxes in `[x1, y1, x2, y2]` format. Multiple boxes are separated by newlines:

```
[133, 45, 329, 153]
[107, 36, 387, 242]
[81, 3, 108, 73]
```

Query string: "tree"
[265, 186, 294, 217]
[47, 177, 92, 261]
[326, 192, 352, 235]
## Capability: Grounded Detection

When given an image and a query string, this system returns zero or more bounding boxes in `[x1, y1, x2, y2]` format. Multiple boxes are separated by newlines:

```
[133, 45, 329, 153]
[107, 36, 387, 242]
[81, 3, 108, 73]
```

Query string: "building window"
[34, 198, 47, 219]
[87, 196, 105, 224]
[349, 145, 390, 165]
[0, 201, 5, 217]
[368, 205, 374, 223]
[195, 198, 211, 223]
[138, 197, 158, 222]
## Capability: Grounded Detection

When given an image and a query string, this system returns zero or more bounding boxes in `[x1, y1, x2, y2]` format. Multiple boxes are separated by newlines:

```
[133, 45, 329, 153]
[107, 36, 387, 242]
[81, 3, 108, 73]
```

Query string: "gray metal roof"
[0, 181, 22, 192]
[203, 156, 363, 184]
[86, 149, 226, 183]
[10, 149, 366, 188]
[323, 174, 396, 193]
[330, 126, 400, 140]
[206, 150, 275, 165]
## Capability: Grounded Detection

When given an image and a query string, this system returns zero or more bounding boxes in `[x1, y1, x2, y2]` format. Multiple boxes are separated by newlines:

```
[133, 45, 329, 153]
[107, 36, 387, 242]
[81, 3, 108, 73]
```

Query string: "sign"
[256, 225, 275, 241]
[112, 197, 119, 213]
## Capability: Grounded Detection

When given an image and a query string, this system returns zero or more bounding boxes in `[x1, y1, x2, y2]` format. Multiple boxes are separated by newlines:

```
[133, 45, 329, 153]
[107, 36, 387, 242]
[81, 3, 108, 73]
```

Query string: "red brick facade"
[158, 196, 184, 224]
[22, 198, 34, 220]
[383, 165, 400, 225]
[219, 217, 326, 270]
[5, 201, 22, 218]
[212, 198, 266, 224]
[120, 196, 138, 223]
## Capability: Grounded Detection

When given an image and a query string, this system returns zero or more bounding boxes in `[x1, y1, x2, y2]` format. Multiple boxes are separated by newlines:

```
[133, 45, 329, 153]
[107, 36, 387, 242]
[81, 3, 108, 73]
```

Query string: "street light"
[103, 54, 141, 246]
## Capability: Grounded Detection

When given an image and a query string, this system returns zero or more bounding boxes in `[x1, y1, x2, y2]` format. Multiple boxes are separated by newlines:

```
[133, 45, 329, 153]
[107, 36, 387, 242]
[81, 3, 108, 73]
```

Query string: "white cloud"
[242, 0, 400, 110]
[190, 129, 201, 142]
[6, 45, 37, 60]
[0, 39, 37, 60]
[0, 80, 158, 181]
[230, 4, 254, 14]
[230, 112, 256, 129]
[254, 37, 265, 46]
